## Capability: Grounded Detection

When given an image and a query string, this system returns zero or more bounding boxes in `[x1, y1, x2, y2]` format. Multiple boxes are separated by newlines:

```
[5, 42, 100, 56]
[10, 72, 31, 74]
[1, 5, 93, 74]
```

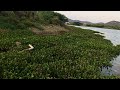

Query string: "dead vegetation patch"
[0, 29, 8, 33]
[31, 25, 69, 35]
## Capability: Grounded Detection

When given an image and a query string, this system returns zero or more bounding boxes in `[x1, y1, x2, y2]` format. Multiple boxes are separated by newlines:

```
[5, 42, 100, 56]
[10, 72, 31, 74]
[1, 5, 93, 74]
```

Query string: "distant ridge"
[105, 21, 120, 26]
[68, 18, 80, 22]
[68, 18, 93, 24]
[68, 18, 120, 28]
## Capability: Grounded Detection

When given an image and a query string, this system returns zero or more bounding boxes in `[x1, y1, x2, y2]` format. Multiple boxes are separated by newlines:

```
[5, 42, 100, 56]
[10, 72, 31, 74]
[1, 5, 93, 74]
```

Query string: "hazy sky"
[55, 11, 120, 23]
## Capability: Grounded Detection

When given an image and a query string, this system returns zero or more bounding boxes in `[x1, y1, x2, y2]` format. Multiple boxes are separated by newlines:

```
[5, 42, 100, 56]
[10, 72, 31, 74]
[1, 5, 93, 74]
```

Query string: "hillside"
[0, 11, 68, 30]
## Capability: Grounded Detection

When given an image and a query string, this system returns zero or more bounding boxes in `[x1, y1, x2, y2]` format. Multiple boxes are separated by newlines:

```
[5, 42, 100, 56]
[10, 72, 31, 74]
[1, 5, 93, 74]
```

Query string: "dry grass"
[0, 29, 7, 33]
[31, 25, 69, 35]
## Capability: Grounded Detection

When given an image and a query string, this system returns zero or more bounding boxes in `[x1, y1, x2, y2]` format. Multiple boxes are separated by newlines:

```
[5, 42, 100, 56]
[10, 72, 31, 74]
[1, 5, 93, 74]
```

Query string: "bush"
[37, 11, 68, 25]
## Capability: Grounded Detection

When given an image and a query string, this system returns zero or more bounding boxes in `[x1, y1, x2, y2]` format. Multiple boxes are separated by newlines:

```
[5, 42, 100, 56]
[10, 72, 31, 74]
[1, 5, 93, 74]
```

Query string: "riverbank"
[1, 25, 120, 79]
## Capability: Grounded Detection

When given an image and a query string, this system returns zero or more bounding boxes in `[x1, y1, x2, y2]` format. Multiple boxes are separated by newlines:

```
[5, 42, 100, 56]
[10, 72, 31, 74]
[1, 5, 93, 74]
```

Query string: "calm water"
[70, 25, 120, 76]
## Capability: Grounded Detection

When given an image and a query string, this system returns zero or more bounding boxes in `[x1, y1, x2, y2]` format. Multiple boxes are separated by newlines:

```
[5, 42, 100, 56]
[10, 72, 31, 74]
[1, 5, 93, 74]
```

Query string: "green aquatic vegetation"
[0, 25, 120, 79]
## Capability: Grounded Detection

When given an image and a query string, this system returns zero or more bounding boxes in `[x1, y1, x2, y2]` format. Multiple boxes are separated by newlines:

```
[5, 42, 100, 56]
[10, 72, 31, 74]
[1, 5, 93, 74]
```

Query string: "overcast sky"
[54, 11, 120, 23]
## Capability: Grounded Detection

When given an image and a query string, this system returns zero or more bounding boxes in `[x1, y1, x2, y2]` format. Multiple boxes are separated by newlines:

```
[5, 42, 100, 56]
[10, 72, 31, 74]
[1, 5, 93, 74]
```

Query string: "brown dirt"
[31, 25, 69, 35]
[0, 29, 7, 33]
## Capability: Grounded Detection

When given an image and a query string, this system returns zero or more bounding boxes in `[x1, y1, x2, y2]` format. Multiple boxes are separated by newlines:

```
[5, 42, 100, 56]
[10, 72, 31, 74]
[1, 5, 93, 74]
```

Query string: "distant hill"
[68, 19, 80, 22]
[68, 18, 120, 28]
[84, 20, 120, 30]
[80, 21, 93, 24]
[68, 18, 93, 25]
[96, 22, 105, 24]
[105, 21, 120, 26]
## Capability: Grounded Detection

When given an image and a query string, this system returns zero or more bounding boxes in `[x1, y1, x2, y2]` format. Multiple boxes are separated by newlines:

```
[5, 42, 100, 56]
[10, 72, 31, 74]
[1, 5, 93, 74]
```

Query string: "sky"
[54, 11, 120, 23]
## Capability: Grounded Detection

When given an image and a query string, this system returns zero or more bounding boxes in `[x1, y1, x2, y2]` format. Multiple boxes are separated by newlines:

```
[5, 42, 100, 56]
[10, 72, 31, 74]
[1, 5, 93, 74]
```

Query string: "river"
[69, 25, 120, 76]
